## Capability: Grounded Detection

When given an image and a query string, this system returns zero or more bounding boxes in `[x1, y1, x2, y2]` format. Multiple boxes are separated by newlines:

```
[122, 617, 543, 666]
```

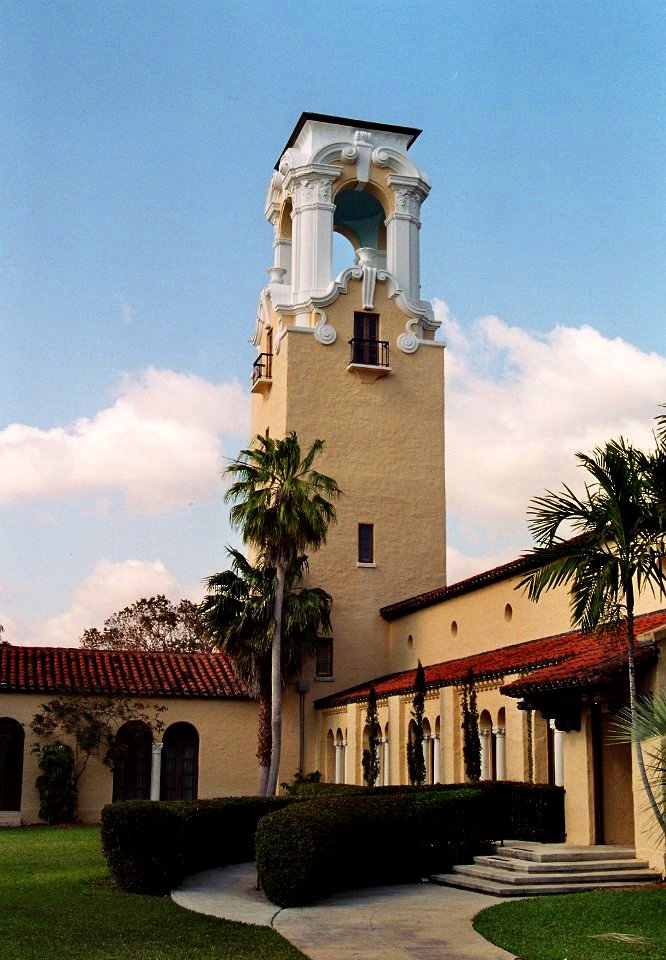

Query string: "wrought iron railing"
[252, 353, 273, 384]
[348, 338, 390, 367]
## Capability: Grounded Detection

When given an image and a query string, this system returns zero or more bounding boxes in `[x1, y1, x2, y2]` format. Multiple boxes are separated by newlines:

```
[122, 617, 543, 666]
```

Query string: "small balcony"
[251, 353, 273, 394]
[347, 338, 391, 382]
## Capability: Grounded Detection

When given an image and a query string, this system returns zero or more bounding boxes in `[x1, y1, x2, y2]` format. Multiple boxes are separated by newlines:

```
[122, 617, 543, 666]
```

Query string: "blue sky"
[1, 1, 664, 644]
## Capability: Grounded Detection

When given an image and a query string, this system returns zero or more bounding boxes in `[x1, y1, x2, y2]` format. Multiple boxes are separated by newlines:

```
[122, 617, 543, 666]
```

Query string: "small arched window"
[0, 718, 25, 811]
[112, 721, 153, 802]
[160, 722, 199, 801]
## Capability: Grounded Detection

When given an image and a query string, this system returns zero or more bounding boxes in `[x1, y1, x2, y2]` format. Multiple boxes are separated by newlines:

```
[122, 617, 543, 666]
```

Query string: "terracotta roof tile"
[0, 645, 250, 699]
[379, 555, 535, 620]
[315, 609, 666, 709]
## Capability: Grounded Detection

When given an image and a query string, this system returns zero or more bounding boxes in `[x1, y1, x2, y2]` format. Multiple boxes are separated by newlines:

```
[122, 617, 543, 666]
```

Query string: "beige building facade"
[2, 113, 664, 875]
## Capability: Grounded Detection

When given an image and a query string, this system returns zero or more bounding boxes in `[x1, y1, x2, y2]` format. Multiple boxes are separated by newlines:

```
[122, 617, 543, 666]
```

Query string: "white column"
[335, 740, 344, 784]
[382, 737, 390, 785]
[480, 729, 491, 782]
[385, 176, 427, 300]
[551, 721, 565, 787]
[289, 169, 338, 300]
[433, 733, 441, 784]
[150, 742, 163, 800]
[493, 727, 506, 781]
[342, 740, 347, 785]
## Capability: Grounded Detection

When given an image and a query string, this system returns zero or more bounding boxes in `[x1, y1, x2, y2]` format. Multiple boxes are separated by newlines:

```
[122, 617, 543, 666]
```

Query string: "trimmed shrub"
[284, 780, 565, 842]
[478, 781, 565, 842]
[256, 788, 486, 907]
[101, 796, 291, 895]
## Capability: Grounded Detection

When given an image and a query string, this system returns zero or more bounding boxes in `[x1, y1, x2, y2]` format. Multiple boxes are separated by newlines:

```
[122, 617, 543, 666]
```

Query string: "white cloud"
[0, 368, 250, 514]
[9, 558, 192, 647]
[435, 299, 666, 572]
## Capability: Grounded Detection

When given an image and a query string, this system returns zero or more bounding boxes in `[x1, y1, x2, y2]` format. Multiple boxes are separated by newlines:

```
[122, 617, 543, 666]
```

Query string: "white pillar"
[385, 177, 427, 300]
[551, 721, 565, 787]
[493, 727, 506, 781]
[335, 740, 344, 784]
[150, 741, 163, 800]
[433, 733, 441, 784]
[290, 170, 338, 300]
[382, 737, 390, 785]
[480, 729, 491, 782]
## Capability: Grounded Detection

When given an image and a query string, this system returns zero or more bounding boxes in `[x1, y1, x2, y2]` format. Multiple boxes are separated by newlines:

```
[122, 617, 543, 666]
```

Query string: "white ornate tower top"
[256, 112, 438, 353]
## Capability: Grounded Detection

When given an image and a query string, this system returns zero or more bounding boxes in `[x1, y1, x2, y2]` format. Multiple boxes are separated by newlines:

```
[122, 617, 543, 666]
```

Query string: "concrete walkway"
[173, 863, 516, 960]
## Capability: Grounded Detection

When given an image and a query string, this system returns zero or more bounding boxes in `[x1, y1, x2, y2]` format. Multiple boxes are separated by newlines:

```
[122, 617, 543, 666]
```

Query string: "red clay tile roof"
[315, 609, 666, 709]
[0, 645, 250, 699]
[379, 555, 535, 621]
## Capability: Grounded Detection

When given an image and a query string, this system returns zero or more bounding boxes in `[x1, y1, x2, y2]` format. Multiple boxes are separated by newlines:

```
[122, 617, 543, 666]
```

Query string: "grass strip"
[474, 887, 666, 960]
[0, 826, 306, 960]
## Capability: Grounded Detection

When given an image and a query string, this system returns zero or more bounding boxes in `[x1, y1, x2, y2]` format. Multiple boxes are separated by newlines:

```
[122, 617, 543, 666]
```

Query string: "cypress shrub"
[256, 788, 486, 907]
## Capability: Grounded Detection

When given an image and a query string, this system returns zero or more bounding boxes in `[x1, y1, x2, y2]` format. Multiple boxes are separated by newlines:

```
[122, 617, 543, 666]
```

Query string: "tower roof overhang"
[275, 112, 422, 170]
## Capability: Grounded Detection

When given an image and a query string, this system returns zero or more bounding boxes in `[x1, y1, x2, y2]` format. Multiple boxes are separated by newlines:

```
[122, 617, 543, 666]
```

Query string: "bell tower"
[250, 112, 446, 727]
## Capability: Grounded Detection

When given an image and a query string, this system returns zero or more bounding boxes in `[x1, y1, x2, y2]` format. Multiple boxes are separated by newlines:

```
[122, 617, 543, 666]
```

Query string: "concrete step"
[497, 842, 636, 863]
[430, 872, 659, 898]
[429, 841, 662, 896]
[450, 862, 660, 887]
[474, 854, 652, 874]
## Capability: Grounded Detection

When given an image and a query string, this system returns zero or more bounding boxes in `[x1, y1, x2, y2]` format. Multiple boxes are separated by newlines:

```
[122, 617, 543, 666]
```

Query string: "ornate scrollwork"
[313, 310, 337, 345]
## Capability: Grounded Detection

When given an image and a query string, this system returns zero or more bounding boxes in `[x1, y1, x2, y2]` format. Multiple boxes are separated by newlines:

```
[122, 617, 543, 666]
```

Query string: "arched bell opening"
[333, 186, 387, 273]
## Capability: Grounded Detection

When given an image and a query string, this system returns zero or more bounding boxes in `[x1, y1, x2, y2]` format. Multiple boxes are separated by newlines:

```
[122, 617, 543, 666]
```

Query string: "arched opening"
[423, 718, 433, 784]
[495, 708, 506, 780]
[112, 721, 153, 802]
[0, 718, 24, 811]
[382, 721, 390, 786]
[334, 727, 346, 784]
[160, 722, 199, 801]
[333, 231, 356, 278]
[333, 187, 386, 269]
[277, 198, 292, 240]
[479, 709, 494, 781]
[326, 729, 335, 783]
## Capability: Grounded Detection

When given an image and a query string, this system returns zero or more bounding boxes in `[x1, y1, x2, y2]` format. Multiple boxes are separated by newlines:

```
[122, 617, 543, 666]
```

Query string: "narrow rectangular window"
[315, 638, 333, 678]
[353, 312, 379, 365]
[358, 523, 374, 564]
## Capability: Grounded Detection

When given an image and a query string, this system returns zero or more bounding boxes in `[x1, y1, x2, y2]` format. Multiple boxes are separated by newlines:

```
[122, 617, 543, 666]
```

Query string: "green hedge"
[476, 781, 565, 842]
[101, 797, 291, 895]
[255, 788, 486, 907]
[286, 780, 565, 843]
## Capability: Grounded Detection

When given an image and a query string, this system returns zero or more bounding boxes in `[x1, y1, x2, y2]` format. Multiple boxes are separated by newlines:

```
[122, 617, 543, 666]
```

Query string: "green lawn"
[474, 887, 666, 960]
[0, 826, 307, 960]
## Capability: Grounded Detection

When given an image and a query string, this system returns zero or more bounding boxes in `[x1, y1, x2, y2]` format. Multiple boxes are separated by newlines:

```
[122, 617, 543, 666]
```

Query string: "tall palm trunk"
[267, 560, 287, 796]
[625, 583, 666, 836]
[256, 690, 271, 796]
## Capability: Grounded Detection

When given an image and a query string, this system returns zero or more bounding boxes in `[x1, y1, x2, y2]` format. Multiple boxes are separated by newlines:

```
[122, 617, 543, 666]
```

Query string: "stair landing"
[430, 841, 662, 897]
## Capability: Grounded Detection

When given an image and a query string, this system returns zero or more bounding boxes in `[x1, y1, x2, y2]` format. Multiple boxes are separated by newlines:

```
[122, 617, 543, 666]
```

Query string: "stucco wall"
[0, 692, 261, 823]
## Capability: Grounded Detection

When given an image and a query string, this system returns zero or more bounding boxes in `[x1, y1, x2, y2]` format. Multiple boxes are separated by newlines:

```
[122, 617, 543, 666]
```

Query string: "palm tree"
[614, 693, 666, 835]
[202, 545, 334, 794]
[518, 435, 666, 837]
[225, 433, 340, 794]
[200, 551, 274, 794]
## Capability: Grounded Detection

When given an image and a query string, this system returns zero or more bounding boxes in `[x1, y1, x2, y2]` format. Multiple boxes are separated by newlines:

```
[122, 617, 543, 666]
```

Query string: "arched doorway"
[160, 722, 199, 801]
[0, 718, 24, 810]
[112, 721, 152, 802]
